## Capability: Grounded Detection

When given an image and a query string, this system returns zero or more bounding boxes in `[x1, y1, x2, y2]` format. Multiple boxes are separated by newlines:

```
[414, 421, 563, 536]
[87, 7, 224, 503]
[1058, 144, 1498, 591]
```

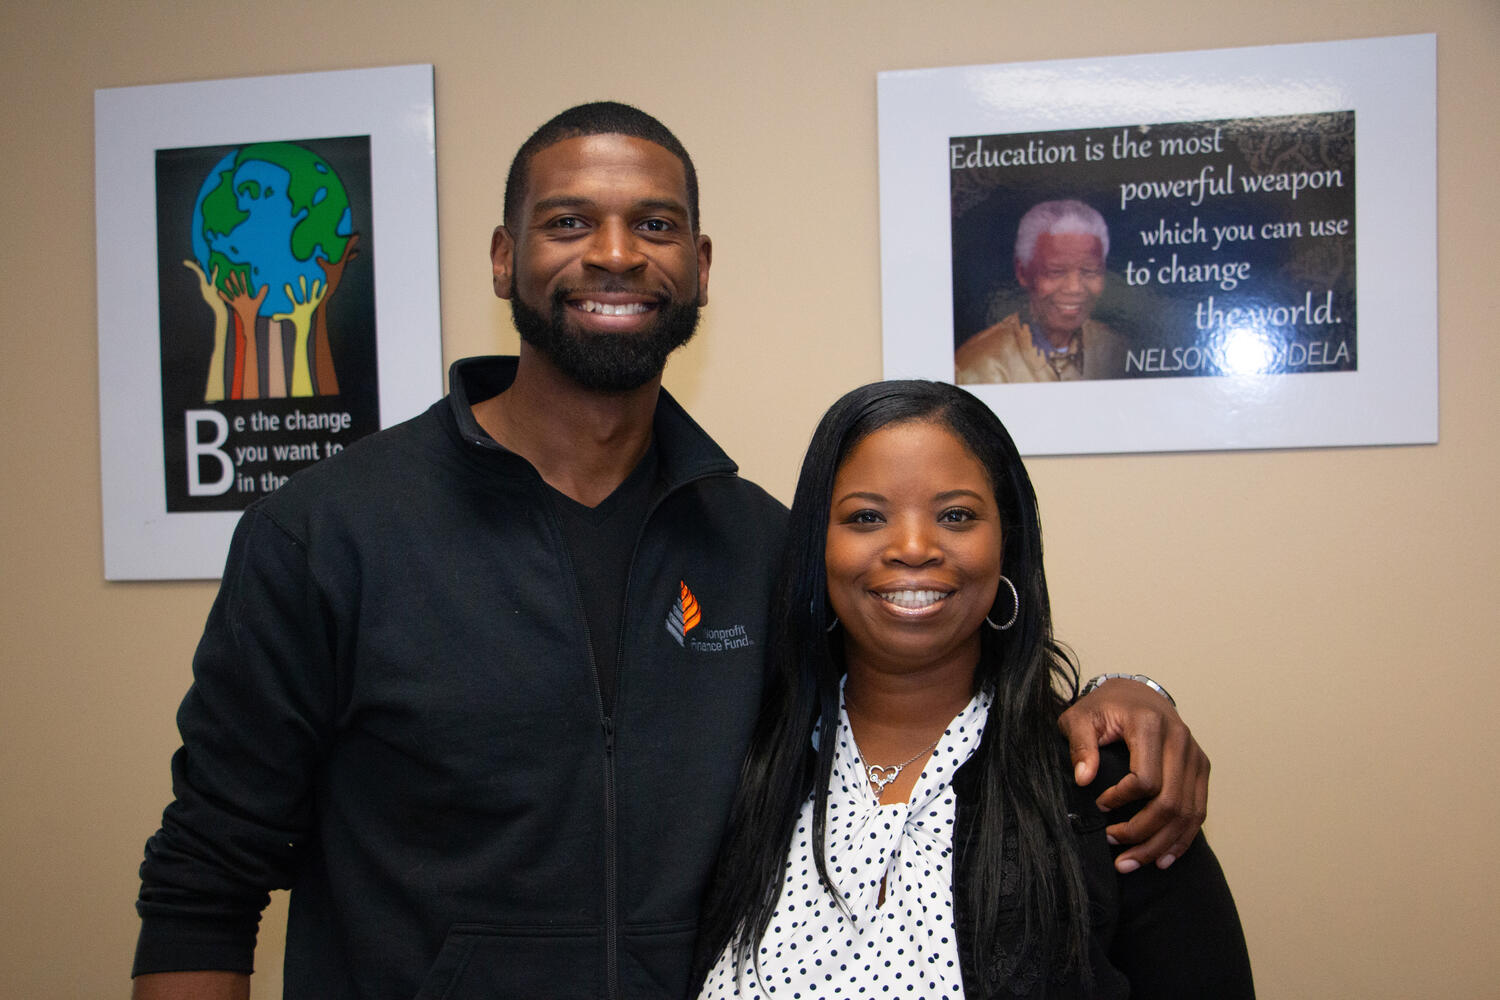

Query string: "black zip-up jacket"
[135, 357, 788, 999]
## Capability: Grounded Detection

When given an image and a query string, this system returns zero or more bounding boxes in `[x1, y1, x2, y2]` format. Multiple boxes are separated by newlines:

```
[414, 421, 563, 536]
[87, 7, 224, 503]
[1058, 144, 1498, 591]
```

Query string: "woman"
[694, 380, 1252, 998]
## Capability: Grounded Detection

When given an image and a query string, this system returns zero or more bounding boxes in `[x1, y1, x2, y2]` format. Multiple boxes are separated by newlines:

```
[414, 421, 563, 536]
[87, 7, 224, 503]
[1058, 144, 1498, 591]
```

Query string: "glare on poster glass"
[1218, 326, 1282, 375]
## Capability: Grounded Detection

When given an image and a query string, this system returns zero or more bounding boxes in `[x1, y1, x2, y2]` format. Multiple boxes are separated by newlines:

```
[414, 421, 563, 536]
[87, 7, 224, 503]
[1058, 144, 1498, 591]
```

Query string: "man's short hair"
[1014, 199, 1109, 270]
[504, 101, 701, 232]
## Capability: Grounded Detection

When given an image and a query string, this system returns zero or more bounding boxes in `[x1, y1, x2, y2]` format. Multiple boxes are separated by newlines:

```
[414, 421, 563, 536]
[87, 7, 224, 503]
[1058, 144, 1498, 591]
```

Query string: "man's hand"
[132, 971, 249, 1000]
[1058, 677, 1209, 874]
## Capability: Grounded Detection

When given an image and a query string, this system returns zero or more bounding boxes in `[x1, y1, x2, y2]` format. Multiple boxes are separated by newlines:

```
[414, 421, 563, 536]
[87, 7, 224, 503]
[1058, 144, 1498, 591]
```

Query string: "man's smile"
[574, 299, 653, 316]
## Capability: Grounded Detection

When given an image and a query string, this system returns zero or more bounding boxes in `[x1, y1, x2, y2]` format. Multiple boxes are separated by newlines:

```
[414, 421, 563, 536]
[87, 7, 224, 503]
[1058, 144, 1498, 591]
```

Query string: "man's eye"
[639, 218, 673, 232]
[551, 216, 585, 229]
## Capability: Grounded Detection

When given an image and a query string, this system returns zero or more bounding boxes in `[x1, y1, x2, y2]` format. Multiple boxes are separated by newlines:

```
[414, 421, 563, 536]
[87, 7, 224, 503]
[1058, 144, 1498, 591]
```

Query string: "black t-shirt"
[547, 441, 660, 714]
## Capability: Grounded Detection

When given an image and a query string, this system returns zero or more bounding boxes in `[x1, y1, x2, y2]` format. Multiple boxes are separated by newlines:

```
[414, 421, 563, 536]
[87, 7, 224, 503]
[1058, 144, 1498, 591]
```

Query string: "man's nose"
[584, 219, 647, 273]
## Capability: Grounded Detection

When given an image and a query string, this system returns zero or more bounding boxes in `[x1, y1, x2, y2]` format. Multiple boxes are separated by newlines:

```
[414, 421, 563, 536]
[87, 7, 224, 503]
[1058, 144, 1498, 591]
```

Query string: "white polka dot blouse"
[697, 685, 993, 999]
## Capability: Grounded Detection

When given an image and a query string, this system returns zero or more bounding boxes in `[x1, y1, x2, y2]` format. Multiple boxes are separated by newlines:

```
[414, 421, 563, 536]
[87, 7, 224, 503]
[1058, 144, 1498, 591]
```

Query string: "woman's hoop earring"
[985, 575, 1019, 631]
[813, 596, 840, 633]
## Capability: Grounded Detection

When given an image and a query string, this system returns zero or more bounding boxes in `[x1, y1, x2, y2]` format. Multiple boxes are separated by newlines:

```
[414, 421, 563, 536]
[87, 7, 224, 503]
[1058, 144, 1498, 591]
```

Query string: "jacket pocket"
[413, 923, 601, 1000]
[618, 920, 698, 999]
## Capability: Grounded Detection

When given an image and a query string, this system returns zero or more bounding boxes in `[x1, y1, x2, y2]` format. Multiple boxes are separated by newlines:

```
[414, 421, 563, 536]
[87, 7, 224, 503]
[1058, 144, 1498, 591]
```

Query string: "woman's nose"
[885, 516, 941, 566]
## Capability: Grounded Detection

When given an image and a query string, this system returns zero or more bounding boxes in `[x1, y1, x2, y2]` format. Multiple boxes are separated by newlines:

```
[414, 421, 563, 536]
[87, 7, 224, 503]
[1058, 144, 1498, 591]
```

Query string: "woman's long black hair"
[693, 380, 1089, 991]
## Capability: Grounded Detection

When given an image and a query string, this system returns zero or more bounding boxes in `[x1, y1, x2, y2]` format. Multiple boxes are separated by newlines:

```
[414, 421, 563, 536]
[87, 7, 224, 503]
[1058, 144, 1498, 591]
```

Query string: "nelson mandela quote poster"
[878, 36, 1435, 456]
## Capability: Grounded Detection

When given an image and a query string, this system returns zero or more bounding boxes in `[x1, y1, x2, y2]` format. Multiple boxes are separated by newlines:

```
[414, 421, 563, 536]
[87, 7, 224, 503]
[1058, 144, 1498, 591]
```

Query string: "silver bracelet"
[1078, 673, 1176, 708]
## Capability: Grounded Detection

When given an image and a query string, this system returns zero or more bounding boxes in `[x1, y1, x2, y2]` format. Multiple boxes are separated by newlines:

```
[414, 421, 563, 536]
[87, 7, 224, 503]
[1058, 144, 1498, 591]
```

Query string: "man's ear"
[695, 233, 713, 307]
[491, 226, 515, 300]
[1014, 257, 1032, 292]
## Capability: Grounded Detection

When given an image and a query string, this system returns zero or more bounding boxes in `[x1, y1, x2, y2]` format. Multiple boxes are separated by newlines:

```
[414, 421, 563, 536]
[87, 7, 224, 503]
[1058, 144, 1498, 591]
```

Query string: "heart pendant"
[868, 765, 900, 792]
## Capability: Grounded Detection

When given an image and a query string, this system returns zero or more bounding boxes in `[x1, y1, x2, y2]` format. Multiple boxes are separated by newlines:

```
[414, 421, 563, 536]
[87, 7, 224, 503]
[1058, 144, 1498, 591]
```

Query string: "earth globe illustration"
[190, 142, 353, 316]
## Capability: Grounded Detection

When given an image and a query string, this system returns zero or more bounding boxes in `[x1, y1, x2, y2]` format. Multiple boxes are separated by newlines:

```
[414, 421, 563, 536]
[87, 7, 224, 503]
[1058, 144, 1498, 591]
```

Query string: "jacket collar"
[445, 356, 740, 493]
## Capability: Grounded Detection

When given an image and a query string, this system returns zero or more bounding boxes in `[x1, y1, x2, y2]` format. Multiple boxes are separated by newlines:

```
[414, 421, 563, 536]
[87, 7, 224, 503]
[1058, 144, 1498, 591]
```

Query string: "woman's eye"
[848, 509, 884, 525]
[938, 507, 976, 523]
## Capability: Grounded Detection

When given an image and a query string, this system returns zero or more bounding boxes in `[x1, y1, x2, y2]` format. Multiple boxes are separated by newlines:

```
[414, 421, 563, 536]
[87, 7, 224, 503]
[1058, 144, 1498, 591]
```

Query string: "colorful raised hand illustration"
[217, 268, 267, 399]
[272, 275, 327, 397]
[312, 232, 360, 395]
[183, 260, 229, 402]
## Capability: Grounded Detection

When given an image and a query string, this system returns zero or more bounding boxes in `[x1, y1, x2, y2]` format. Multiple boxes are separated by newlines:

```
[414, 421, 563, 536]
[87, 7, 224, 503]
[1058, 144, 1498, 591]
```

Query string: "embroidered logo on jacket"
[665, 580, 756, 652]
[665, 580, 702, 646]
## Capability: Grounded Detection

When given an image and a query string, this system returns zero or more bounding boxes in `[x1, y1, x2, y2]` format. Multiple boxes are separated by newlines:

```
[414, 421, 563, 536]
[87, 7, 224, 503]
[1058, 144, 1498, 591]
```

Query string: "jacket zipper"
[601, 714, 618, 1000]
[563, 575, 620, 1000]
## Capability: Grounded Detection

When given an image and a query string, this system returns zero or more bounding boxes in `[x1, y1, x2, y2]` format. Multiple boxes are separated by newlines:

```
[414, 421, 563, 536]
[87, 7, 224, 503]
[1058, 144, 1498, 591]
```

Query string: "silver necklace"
[853, 732, 941, 795]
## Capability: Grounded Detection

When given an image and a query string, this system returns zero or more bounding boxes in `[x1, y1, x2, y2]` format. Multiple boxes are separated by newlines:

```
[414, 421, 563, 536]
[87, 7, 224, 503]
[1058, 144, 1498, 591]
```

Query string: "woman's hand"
[1058, 678, 1209, 874]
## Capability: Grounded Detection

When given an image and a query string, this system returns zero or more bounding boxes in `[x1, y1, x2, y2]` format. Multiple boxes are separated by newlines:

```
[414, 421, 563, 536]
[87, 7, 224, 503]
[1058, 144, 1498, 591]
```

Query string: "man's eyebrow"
[633, 198, 690, 218]
[528, 195, 689, 218]
[529, 195, 595, 216]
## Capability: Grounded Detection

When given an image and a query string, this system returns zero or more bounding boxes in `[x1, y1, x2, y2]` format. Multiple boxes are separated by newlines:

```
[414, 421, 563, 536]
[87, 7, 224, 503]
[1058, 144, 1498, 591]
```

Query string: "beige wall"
[3, 1, 1496, 996]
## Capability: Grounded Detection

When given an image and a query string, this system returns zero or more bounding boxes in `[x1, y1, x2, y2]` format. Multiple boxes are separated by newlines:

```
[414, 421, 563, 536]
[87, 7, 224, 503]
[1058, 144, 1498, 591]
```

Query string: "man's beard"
[510, 283, 701, 393]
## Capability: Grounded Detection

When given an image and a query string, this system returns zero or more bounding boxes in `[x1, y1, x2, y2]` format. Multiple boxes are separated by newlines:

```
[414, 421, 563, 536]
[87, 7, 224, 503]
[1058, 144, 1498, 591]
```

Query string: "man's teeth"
[878, 589, 948, 609]
[578, 300, 649, 315]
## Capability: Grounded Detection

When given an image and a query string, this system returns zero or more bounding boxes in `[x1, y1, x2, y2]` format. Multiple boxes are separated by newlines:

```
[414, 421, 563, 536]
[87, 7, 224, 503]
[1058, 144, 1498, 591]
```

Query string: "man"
[133, 105, 1207, 1000]
[956, 198, 1129, 384]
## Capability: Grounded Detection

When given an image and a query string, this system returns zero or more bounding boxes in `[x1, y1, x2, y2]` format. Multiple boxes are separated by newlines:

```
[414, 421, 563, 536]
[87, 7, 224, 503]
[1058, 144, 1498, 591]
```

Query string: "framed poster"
[96, 65, 441, 579]
[877, 35, 1436, 455]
